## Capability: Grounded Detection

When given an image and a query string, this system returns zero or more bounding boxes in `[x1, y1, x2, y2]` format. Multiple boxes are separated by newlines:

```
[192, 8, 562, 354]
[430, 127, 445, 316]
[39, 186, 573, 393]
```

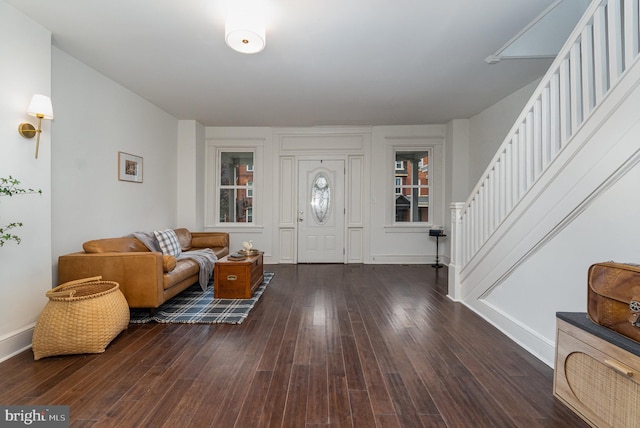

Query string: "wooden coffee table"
[214, 251, 264, 299]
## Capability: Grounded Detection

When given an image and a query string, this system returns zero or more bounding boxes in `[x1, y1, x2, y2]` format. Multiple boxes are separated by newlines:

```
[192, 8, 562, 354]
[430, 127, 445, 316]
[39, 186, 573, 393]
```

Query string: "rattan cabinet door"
[554, 320, 640, 428]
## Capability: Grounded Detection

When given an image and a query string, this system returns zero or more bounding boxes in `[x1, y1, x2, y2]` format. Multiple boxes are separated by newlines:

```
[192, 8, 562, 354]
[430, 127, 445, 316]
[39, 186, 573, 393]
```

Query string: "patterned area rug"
[129, 272, 274, 324]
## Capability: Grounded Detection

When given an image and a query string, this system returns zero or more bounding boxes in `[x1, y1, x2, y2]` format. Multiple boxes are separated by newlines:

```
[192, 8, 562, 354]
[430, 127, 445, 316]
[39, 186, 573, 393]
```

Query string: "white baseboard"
[0, 323, 34, 363]
[369, 254, 450, 265]
[462, 299, 555, 367]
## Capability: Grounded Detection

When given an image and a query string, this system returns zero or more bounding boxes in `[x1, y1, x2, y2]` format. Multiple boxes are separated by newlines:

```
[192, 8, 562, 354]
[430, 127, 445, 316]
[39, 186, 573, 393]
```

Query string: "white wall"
[204, 127, 275, 260]
[485, 161, 640, 351]
[442, 80, 539, 265]
[177, 120, 206, 230]
[0, 1, 53, 361]
[205, 125, 449, 265]
[444, 119, 470, 261]
[445, 119, 470, 204]
[468, 79, 540, 187]
[0, 0, 552, 362]
[369, 125, 446, 264]
[51, 48, 180, 269]
[271, 127, 371, 264]
[454, 59, 640, 366]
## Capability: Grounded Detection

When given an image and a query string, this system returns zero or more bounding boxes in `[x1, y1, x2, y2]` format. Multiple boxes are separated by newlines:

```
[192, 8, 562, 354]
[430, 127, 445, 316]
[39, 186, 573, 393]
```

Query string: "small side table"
[429, 231, 446, 268]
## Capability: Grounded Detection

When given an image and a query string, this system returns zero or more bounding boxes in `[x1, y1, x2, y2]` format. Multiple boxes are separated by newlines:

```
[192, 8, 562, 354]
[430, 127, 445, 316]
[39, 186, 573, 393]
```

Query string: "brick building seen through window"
[395, 151, 429, 223]
[219, 152, 253, 223]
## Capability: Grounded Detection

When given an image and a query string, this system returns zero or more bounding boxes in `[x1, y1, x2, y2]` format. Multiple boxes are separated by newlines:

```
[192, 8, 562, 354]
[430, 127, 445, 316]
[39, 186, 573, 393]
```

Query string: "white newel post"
[448, 202, 465, 301]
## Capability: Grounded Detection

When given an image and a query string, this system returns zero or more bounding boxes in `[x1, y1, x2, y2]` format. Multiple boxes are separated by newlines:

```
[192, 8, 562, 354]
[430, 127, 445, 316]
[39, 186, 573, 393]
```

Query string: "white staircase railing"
[450, 0, 640, 297]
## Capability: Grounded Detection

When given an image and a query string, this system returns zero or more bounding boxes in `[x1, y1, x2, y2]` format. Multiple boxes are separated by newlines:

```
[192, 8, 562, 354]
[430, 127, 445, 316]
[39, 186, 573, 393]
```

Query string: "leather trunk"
[588, 262, 640, 343]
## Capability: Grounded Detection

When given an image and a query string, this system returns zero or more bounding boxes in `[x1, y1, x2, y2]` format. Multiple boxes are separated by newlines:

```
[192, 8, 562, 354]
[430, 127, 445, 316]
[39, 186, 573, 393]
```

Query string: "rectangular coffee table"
[214, 252, 264, 299]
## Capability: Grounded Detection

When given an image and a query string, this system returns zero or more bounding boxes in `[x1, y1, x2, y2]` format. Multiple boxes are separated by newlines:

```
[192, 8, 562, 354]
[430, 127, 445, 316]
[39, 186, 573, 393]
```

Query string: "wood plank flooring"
[0, 264, 588, 427]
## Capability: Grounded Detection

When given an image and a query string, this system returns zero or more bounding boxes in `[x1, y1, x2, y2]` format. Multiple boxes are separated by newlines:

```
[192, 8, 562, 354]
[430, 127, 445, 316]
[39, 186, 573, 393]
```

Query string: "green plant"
[0, 176, 42, 247]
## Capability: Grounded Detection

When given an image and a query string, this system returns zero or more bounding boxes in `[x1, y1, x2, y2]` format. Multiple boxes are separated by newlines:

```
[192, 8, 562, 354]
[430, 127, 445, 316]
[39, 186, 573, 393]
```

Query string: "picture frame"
[118, 151, 143, 183]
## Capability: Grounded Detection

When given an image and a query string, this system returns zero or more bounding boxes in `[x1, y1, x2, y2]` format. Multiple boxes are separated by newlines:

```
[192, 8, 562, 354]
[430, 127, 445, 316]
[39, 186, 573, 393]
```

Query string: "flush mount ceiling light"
[225, 14, 266, 54]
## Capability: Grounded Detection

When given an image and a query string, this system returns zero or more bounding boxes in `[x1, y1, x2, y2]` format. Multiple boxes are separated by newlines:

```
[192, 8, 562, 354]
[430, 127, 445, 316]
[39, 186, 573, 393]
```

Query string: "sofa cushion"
[173, 228, 192, 251]
[154, 229, 182, 257]
[83, 237, 149, 253]
[163, 259, 199, 290]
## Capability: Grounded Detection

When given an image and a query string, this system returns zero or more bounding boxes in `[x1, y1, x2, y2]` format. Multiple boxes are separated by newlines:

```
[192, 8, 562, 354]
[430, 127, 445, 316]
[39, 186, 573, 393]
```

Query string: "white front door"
[297, 159, 345, 263]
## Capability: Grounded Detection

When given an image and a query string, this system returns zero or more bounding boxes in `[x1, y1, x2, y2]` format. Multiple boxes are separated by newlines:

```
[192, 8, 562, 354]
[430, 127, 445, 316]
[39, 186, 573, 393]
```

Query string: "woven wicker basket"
[32, 276, 130, 360]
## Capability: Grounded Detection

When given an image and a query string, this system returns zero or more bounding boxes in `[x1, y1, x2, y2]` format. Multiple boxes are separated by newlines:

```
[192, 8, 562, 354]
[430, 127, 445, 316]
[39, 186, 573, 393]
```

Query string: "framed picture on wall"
[118, 151, 143, 183]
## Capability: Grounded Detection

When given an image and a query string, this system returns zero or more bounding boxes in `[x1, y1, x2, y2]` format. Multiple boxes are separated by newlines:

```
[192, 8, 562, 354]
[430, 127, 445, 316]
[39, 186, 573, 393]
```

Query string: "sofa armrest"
[190, 232, 230, 258]
[58, 251, 164, 309]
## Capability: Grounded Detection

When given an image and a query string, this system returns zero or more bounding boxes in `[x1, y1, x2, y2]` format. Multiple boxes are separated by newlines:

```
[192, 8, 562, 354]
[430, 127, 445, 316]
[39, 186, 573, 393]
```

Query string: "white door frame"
[296, 155, 347, 263]
[273, 127, 370, 265]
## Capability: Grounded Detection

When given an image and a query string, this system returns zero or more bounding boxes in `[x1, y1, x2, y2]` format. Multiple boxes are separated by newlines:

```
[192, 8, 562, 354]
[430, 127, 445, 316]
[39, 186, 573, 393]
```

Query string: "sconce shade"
[27, 94, 54, 119]
[18, 94, 54, 159]
[225, 14, 266, 54]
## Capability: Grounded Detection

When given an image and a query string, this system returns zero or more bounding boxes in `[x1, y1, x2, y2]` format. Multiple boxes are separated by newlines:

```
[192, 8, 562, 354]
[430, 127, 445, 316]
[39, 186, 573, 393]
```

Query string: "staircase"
[448, 0, 640, 364]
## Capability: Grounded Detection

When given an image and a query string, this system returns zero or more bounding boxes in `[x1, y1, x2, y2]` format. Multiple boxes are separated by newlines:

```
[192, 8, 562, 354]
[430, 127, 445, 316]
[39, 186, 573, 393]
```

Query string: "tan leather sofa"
[58, 228, 229, 310]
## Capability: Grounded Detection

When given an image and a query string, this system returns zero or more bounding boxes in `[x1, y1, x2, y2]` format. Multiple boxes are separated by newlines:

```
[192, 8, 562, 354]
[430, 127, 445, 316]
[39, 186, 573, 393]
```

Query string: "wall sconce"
[18, 94, 54, 159]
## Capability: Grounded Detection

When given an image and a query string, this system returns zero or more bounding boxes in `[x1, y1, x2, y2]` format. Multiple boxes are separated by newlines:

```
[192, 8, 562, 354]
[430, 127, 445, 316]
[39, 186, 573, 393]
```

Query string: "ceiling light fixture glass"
[225, 14, 266, 54]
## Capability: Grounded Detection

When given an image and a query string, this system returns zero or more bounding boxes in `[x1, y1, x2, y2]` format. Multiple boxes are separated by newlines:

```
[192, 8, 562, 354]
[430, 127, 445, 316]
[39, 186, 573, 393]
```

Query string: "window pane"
[405, 160, 414, 185]
[220, 152, 253, 185]
[219, 188, 253, 223]
[395, 197, 430, 222]
[311, 173, 331, 224]
[235, 188, 251, 222]
[219, 189, 232, 222]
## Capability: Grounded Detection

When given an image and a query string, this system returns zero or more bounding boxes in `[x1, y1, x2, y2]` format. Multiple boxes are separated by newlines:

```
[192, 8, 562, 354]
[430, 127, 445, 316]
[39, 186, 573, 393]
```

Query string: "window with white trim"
[218, 151, 254, 223]
[394, 150, 430, 223]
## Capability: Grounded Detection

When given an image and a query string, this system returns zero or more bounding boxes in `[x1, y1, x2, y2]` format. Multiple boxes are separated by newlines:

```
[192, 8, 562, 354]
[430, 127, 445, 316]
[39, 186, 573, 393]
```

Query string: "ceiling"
[7, 0, 587, 127]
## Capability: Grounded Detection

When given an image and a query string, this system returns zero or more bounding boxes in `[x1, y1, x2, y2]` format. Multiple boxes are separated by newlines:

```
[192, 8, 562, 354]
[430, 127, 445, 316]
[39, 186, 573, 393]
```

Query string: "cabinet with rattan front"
[554, 313, 640, 428]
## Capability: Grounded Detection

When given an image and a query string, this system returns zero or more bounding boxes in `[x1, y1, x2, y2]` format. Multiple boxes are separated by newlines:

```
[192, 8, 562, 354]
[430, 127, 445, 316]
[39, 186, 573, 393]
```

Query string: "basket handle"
[48, 276, 103, 296]
[47, 275, 102, 296]
[46, 288, 77, 299]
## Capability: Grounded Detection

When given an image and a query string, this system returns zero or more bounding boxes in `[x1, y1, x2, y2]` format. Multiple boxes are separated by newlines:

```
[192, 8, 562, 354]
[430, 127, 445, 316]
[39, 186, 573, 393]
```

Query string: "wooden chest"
[554, 312, 640, 428]
[214, 252, 264, 299]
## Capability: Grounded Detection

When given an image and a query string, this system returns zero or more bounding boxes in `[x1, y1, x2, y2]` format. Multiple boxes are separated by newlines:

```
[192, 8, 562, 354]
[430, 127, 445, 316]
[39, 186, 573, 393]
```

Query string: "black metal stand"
[431, 234, 446, 268]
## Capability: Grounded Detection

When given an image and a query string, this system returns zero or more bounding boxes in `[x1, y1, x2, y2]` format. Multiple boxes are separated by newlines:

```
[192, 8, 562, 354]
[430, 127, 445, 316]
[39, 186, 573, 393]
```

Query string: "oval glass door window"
[311, 173, 331, 224]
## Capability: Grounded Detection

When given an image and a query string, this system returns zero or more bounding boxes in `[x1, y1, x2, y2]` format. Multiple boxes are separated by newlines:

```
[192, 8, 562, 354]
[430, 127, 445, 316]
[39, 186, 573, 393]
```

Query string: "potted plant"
[0, 176, 41, 246]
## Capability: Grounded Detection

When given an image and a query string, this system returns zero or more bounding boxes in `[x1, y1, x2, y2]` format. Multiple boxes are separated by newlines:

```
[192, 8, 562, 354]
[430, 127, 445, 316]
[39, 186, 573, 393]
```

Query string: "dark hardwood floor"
[0, 264, 587, 427]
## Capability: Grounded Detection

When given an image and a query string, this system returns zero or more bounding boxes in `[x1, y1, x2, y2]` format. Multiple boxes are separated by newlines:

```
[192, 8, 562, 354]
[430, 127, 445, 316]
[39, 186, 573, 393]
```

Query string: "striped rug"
[129, 272, 273, 324]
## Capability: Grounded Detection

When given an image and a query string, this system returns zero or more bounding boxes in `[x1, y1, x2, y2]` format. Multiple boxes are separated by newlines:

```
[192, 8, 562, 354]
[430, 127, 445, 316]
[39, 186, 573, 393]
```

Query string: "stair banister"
[449, 0, 640, 299]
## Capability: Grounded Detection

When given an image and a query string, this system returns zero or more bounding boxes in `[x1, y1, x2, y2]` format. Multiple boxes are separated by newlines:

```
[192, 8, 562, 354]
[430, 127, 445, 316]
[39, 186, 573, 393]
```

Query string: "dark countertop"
[557, 312, 640, 357]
